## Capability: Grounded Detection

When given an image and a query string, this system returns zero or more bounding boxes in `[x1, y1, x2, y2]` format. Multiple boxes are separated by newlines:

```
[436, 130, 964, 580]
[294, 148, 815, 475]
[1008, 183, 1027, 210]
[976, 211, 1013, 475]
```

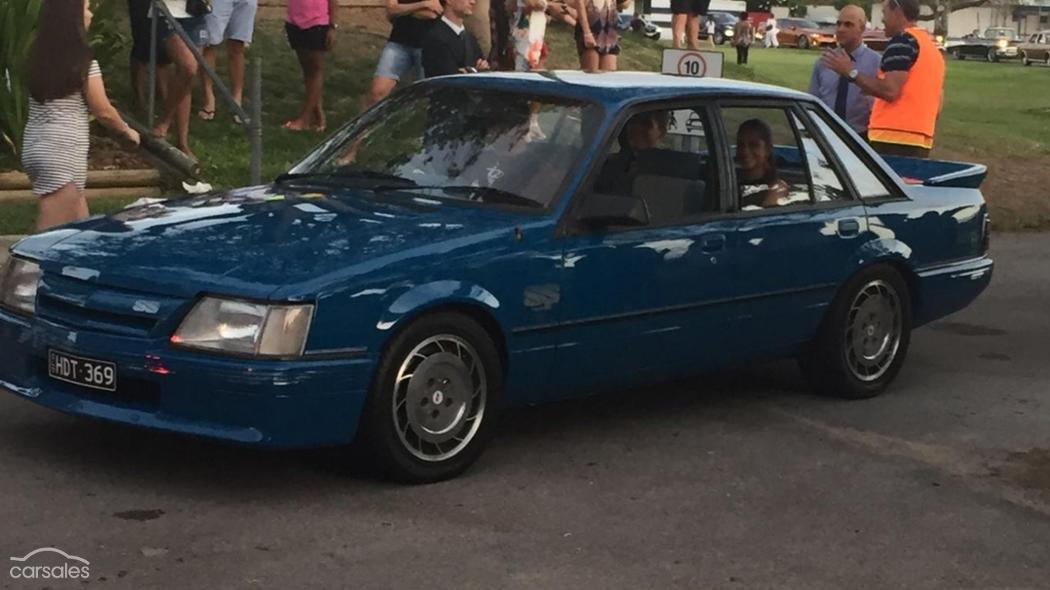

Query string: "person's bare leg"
[671, 13, 686, 48]
[199, 44, 218, 118]
[579, 48, 599, 70]
[35, 183, 87, 231]
[131, 59, 147, 111]
[600, 53, 617, 71]
[364, 76, 398, 110]
[286, 48, 324, 129]
[154, 34, 199, 161]
[686, 14, 699, 49]
[227, 39, 246, 106]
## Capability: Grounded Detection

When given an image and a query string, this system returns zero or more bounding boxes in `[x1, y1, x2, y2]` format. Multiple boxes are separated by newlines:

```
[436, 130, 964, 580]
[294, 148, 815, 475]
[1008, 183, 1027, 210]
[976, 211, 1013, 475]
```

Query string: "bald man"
[808, 4, 880, 136]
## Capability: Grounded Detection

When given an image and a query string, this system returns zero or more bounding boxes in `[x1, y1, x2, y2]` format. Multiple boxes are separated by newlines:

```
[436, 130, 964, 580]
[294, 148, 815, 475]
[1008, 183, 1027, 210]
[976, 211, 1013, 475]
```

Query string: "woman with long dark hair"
[22, 0, 140, 231]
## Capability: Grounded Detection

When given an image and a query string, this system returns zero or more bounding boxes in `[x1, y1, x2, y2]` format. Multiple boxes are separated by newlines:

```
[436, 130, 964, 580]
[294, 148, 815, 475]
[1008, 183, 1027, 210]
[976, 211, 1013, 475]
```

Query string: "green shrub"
[0, 0, 43, 156]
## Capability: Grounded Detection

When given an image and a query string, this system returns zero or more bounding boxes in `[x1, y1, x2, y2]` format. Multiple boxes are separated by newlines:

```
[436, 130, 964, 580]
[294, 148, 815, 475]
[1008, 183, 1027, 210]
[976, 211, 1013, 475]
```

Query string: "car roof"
[430, 71, 813, 107]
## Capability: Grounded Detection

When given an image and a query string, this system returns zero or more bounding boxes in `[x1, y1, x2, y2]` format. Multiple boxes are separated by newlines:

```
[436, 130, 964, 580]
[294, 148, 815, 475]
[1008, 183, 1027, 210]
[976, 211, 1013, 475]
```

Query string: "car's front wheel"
[714, 32, 725, 45]
[950, 48, 964, 60]
[986, 47, 999, 62]
[797, 36, 810, 50]
[360, 312, 503, 483]
[799, 265, 912, 399]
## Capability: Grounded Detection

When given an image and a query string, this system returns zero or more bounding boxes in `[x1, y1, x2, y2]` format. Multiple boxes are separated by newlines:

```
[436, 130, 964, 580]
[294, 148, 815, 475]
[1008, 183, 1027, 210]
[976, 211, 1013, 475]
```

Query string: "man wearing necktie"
[808, 5, 880, 137]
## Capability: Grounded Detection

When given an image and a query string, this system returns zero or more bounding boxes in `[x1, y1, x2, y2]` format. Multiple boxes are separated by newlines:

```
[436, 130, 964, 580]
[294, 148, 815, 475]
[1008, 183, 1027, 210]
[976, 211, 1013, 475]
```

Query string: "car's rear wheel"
[797, 36, 810, 50]
[799, 265, 912, 399]
[360, 312, 503, 483]
[986, 47, 999, 62]
[1021, 51, 1031, 66]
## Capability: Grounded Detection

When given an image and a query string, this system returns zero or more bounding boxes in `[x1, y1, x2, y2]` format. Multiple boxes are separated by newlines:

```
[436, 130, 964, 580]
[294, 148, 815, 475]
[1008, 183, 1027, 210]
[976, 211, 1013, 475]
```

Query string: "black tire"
[714, 32, 724, 45]
[360, 312, 503, 483]
[1045, 54, 1050, 67]
[797, 36, 810, 50]
[950, 48, 964, 60]
[986, 47, 998, 62]
[799, 265, 912, 400]
[1021, 52, 1031, 66]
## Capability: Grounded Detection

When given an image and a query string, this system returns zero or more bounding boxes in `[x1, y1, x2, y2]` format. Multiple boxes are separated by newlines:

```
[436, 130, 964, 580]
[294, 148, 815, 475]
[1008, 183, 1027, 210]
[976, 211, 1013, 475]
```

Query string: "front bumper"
[0, 309, 376, 448]
[998, 46, 1019, 57]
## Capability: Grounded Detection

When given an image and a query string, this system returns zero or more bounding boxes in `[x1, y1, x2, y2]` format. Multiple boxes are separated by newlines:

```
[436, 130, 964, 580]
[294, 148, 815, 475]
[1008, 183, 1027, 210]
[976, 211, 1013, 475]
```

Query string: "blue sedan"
[0, 72, 992, 482]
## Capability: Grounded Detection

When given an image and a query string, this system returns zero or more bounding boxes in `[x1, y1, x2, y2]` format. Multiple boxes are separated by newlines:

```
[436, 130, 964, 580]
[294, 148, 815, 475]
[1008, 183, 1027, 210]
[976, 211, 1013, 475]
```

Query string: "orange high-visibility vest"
[868, 26, 945, 149]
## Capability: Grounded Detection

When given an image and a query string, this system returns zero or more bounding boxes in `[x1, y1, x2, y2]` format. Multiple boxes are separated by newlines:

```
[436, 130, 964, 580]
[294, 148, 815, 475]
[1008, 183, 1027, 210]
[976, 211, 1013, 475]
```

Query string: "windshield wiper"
[373, 185, 543, 209]
[274, 170, 417, 187]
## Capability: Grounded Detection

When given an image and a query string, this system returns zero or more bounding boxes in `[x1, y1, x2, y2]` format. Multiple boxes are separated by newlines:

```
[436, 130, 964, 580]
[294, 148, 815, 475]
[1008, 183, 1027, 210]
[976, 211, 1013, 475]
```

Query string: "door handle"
[700, 234, 726, 253]
[837, 218, 861, 238]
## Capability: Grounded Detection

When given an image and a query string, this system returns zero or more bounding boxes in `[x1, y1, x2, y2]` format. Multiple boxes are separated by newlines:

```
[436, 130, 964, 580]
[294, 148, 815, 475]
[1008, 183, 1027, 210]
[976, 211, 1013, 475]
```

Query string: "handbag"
[186, 0, 212, 17]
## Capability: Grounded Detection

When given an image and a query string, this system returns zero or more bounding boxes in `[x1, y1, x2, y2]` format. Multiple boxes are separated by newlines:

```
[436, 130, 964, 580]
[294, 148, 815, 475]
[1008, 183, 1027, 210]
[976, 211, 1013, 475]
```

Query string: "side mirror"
[574, 192, 649, 229]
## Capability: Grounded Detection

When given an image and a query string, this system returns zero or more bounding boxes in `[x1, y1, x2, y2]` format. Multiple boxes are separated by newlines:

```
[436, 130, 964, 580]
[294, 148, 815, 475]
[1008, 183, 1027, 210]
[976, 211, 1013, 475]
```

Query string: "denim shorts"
[159, 15, 209, 47]
[374, 41, 423, 81]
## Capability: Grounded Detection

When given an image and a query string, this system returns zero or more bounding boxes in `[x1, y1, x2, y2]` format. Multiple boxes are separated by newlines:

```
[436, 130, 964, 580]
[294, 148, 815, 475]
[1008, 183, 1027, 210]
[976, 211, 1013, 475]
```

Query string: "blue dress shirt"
[808, 43, 881, 136]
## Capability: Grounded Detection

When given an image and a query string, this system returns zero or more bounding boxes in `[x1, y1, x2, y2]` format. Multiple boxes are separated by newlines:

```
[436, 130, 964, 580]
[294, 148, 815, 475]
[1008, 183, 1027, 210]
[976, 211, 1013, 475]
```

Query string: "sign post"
[660, 49, 725, 78]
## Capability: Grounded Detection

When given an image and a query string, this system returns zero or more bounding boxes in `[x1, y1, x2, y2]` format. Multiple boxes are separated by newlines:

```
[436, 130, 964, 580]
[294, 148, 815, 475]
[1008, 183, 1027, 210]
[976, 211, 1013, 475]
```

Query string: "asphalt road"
[1, 233, 1048, 590]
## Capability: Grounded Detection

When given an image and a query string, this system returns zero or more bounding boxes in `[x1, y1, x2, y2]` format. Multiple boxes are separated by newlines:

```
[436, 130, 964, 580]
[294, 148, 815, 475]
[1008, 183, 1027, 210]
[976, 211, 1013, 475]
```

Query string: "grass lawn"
[1, 17, 1048, 234]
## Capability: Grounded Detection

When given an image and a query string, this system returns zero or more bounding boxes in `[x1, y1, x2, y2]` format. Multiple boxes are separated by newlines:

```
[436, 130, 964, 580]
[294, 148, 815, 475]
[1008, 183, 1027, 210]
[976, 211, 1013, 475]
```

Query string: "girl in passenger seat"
[735, 118, 788, 209]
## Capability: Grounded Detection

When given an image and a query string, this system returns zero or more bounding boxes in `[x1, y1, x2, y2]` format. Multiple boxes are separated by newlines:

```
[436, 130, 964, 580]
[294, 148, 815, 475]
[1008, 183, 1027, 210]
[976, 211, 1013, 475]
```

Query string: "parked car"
[862, 28, 945, 52]
[945, 26, 1021, 62]
[0, 72, 993, 482]
[1019, 30, 1050, 66]
[776, 17, 836, 49]
[705, 10, 738, 45]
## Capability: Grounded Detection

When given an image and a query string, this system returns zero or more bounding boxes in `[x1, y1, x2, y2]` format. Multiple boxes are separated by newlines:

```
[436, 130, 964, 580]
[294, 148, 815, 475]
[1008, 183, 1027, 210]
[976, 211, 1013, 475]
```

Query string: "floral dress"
[574, 0, 620, 56]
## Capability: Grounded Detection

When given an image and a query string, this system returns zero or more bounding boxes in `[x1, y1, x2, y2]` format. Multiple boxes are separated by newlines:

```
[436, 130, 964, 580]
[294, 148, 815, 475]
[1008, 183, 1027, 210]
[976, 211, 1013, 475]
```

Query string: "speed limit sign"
[661, 49, 724, 79]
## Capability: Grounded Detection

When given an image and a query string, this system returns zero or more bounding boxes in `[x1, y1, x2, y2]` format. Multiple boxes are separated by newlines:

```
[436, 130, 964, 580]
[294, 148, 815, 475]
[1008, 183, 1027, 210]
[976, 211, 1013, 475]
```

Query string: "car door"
[715, 101, 873, 358]
[543, 102, 743, 400]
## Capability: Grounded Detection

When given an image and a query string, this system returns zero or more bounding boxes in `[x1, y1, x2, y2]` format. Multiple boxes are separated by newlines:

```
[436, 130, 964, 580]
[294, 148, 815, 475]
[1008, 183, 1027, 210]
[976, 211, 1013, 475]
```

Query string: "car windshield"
[986, 28, 1016, 39]
[287, 85, 600, 209]
[795, 20, 821, 29]
[711, 12, 736, 24]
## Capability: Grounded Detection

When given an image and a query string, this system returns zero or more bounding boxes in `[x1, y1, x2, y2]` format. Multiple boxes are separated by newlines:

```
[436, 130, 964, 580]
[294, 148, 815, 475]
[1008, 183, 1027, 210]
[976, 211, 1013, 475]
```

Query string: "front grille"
[35, 273, 185, 337]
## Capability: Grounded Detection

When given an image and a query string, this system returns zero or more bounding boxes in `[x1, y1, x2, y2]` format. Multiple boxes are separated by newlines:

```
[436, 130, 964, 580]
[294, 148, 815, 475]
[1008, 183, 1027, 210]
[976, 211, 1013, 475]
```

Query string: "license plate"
[48, 349, 117, 392]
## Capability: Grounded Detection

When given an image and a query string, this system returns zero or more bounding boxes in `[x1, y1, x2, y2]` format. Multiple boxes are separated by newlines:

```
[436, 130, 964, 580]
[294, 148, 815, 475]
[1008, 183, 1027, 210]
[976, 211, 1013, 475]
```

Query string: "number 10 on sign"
[660, 49, 724, 79]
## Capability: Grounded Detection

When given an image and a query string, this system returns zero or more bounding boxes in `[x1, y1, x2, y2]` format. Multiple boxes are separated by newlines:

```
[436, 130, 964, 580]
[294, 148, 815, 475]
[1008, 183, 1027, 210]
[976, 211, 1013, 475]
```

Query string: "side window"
[721, 106, 812, 209]
[592, 106, 720, 225]
[806, 107, 893, 200]
[790, 112, 850, 202]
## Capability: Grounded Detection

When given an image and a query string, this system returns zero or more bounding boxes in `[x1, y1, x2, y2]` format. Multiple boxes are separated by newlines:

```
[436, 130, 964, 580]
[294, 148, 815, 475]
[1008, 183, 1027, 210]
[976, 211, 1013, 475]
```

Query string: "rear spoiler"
[882, 156, 988, 189]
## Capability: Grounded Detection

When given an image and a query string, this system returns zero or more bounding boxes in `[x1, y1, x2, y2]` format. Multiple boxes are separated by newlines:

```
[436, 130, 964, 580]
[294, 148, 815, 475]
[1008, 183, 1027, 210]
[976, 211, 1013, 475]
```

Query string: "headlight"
[935, 34, 944, 44]
[0, 257, 41, 315]
[997, 39, 1008, 48]
[171, 296, 314, 357]
[725, 29, 734, 37]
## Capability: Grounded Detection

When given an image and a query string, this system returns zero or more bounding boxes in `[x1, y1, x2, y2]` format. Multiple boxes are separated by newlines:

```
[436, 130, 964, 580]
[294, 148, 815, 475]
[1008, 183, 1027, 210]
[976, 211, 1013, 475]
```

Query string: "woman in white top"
[21, 0, 140, 231]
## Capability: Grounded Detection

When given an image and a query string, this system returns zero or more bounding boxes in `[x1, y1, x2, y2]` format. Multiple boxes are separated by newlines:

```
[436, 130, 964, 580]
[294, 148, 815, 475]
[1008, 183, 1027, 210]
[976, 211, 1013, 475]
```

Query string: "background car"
[0, 73, 993, 483]
[705, 11, 739, 45]
[1019, 30, 1050, 66]
[945, 26, 1021, 62]
[776, 17, 836, 49]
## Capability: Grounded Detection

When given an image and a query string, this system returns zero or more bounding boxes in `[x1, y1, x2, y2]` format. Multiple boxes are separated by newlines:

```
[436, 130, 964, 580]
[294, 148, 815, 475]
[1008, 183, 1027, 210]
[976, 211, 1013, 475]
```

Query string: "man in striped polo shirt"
[821, 0, 945, 158]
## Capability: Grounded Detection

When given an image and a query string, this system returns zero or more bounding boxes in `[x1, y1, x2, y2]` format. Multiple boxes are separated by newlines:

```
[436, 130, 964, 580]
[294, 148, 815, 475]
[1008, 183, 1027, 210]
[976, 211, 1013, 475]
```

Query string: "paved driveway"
[1, 234, 1048, 589]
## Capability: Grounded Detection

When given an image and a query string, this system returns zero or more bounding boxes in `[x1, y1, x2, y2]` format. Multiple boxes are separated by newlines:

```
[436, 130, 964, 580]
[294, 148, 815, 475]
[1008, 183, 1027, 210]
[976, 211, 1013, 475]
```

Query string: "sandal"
[197, 109, 215, 121]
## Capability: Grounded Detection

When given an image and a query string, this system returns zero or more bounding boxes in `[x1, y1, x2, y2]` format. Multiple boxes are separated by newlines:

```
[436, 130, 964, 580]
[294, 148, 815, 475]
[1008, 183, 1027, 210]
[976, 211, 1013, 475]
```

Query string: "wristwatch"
[848, 68, 859, 82]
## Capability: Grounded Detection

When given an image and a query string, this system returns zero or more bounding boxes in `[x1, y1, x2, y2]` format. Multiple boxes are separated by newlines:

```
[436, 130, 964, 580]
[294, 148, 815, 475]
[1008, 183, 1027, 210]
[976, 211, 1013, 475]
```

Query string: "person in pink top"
[284, 0, 340, 132]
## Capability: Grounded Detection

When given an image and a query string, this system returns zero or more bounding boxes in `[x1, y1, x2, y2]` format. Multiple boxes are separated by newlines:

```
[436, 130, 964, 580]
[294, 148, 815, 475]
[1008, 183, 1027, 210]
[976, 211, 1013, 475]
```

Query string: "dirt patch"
[991, 448, 1050, 497]
[936, 147, 1050, 231]
[89, 134, 153, 171]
